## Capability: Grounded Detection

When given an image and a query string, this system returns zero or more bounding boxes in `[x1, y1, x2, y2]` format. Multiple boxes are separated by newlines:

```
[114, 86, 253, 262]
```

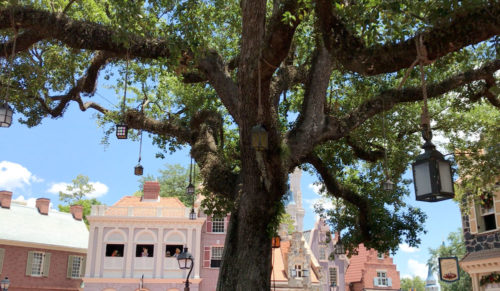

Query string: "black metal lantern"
[383, 179, 394, 191]
[134, 164, 143, 176]
[177, 248, 194, 290]
[0, 103, 13, 128]
[116, 124, 128, 139]
[186, 183, 195, 196]
[412, 140, 454, 202]
[334, 239, 345, 255]
[1, 277, 10, 291]
[251, 124, 268, 151]
[272, 236, 281, 248]
[189, 208, 196, 220]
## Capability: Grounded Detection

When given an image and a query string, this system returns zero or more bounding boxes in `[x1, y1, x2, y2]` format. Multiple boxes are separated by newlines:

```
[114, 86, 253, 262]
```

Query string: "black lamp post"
[189, 208, 196, 220]
[187, 158, 196, 220]
[177, 248, 194, 291]
[0, 103, 13, 128]
[412, 138, 454, 202]
[1, 277, 10, 291]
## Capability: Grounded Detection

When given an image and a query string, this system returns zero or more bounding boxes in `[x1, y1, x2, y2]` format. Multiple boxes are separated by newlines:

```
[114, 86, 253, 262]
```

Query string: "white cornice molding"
[0, 238, 87, 254]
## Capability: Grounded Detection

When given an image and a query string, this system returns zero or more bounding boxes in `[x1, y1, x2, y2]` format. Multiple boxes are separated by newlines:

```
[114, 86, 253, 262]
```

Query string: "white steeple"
[286, 168, 305, 232]
[425, 264, 440, 291]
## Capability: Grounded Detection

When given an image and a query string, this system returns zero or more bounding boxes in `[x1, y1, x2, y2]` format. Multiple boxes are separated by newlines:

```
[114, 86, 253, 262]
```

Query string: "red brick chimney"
[36, 198, 50, 215]
[70, 204, 84, 221]
[143, 181, 160, 200]
[0, 191, 12, 209]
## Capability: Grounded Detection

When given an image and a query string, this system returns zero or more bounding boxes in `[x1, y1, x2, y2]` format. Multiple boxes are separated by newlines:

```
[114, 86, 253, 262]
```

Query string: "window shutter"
[26, 251, 34, 276]
[373, 278, 378, 286]
[203, 246, 211, 268]
[42, 253, 51, 277]
[81, 256, 87, 277]
[206, 216, 213, 233]
[0, 248, 5, 274]
[67, 256, 74, 278]
[388, 278, 392, 286]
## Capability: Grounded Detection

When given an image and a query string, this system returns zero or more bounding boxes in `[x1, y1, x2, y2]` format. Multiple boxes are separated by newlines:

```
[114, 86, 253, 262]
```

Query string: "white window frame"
[210, 247, 224, 268]
[476, 201, 497, 233]
[319, 245, 326, 260]
[294, 264, 302, 277]
[212, 217, 225, 233]
[70, 256, 84, 278]
[329, 267, 337, 287]
[376, 271, 388, 286]
[31, 252, 45, 277]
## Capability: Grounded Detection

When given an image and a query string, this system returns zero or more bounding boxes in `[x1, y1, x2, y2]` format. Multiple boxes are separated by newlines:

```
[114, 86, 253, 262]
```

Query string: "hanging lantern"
[116, 124, 128, 139]
[251, 124, 268, 151]
[383, 179, 394, 191]
[186, 183, 195, 196]
[0, 103, 13, 128]
[134, 164, 143, 176]
[177, 248, 194, 270]
[272, 236, 281, 248]
[412, 140, 454, 202]
[334, 239, 345, 255]
[189, 208, 196, 220]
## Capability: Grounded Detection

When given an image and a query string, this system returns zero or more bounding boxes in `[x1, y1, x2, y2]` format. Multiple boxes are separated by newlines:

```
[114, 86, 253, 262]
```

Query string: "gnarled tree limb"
[315, 0, 500, 75]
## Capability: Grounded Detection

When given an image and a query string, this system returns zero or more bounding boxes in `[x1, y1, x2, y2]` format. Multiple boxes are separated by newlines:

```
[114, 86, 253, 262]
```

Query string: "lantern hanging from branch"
[116, 124, 128, 139]
[0, 103, 13, 128]
[251, 124, 268, 151]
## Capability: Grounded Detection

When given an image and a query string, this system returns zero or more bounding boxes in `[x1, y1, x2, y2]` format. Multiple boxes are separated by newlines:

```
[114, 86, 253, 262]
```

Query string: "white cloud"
[13, 195, 37, 207]
[308, 183, 323, 196]
[406, 259, 428, 279]
[399, 243, 419, 253]
[47, 181, 109, 198]
[0, 161, 43, 191]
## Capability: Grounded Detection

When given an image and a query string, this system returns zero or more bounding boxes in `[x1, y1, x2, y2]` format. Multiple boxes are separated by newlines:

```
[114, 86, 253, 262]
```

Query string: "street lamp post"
[177, 248, 194, 291]
[1, 277, 10, 291]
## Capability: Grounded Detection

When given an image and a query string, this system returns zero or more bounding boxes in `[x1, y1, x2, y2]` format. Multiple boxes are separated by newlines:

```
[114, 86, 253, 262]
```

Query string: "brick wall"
[0, 244, 84, 291]
[199, 213, 228, 291]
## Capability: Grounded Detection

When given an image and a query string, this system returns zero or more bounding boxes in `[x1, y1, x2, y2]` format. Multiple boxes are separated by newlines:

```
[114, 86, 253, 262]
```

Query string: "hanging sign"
[439, 257, 460, 283]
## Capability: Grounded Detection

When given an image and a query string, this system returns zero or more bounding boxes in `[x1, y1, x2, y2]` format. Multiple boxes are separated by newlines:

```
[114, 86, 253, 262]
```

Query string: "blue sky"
[0, 101, 462, 282]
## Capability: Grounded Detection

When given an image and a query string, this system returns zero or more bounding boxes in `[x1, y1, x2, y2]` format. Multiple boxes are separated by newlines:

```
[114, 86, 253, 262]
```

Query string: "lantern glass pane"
[0, 104, 13, 127]
[438, 160, 453, 194]
[413, 162, 431, 197]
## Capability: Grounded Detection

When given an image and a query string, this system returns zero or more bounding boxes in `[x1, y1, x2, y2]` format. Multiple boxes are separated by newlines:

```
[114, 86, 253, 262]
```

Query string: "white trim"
[134, 229, 157, 243]
[164, 230, 187, 243]
[103, 229, 127, 243]
[0, 238, 87, 253]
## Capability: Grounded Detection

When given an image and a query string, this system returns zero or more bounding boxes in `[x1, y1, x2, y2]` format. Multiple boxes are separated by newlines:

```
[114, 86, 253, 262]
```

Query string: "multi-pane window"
[212, 217, 225, 233]
[71, 256, 83, 278]
[329, 267, 337, 287]
[319, 246, 326, 260]
[31, 252, 44, 276]
[211, 247, 224, 268]
[376, 271, 388, 286]
[295, 264, 302, 277]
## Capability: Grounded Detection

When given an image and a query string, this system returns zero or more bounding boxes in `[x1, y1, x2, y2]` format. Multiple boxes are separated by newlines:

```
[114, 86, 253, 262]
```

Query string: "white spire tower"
[286, 168, 305, 232]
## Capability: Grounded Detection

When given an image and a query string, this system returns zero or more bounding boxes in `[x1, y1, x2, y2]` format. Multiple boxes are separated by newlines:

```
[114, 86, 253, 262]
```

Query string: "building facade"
[344, 244, 400, 291]
[304, 219, 349, 291]
[459, 183, 500, 291]
[83, 181, 231, 291]
[0, 190, 88, 291]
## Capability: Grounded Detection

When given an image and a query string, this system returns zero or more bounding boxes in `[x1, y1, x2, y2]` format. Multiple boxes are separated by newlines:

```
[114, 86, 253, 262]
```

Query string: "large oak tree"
[1, 0, 499, 290]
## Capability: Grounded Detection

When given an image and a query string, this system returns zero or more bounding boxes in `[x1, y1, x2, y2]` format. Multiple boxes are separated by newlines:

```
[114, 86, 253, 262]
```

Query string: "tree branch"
[345, 135, 385, 163]
[197, 51, 240, 121]
[315, 0, 500, 75]
[322, 60, 500, 141]
[0, 6, 176, 59]
[0, 30, 45, 57]
[286, 46, 333, 167]
[305, 153, 372, 242]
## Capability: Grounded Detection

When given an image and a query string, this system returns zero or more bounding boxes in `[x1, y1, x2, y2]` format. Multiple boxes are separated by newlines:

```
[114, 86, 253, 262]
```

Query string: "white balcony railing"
[91, 205, 191, 218]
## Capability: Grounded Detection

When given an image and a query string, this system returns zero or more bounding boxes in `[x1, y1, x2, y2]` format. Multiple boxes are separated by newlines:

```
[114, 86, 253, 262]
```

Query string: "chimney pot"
[0, 191, 13, 209]
[143, 181, 160, 200]
[36, 198, 50, 215]
[70, 204, 84, 221]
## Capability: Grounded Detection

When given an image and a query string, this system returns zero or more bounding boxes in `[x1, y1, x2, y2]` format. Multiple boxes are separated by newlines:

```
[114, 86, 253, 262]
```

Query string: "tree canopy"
[1, 0, 499, 289]
[58, 174, 102, 226]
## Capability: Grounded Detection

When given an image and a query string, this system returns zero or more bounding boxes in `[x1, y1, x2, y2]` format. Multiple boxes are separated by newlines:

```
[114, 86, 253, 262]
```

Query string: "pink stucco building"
[0, 191, 89, 291]
[345, 244, 401, 291]
[82, 182, 229, 291]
